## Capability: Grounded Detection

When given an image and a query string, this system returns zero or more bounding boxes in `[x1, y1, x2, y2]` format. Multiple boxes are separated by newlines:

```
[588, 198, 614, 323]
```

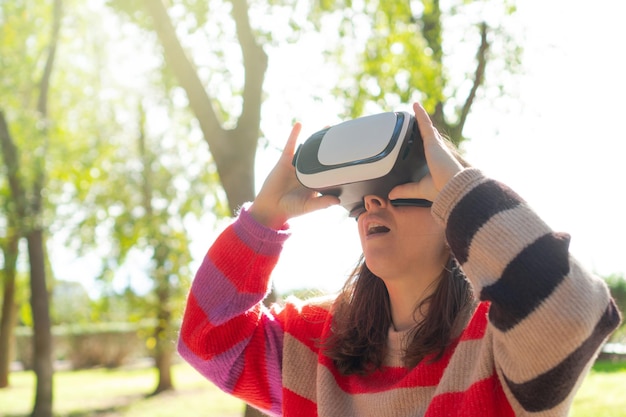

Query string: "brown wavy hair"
[322, 256, 475, 376]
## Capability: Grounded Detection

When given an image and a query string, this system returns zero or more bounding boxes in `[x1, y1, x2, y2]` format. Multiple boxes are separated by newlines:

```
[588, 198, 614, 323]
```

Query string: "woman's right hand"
[248, 123, 340, 229]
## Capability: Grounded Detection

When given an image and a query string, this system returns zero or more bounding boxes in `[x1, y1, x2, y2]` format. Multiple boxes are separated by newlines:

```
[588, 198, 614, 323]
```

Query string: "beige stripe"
[385, 328, 411, 367]
[435, 337, 495, 393]
[463, 204, 552, 291]
[316, 364, 435, 417]
[282, 333, 319, 403]
[313, 337, 500, 416]
[492, 260, 612, 382]
[431, 169, 487, 226]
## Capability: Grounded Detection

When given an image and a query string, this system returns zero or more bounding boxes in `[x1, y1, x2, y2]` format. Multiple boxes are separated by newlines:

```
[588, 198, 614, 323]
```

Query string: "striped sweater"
[178, 168, 620, 416]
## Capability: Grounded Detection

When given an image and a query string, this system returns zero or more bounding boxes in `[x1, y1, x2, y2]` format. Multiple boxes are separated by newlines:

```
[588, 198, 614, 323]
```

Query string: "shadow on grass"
[2, 393, 149, 417]
[67, 404, 130, 417]
[3, 407, 127, 417]
[3, 405, 131, 417]
[593, 359, 626, 373]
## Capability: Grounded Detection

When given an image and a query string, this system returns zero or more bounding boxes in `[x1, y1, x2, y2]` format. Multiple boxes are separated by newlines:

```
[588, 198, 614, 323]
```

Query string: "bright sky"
[245, 0, 626, 294]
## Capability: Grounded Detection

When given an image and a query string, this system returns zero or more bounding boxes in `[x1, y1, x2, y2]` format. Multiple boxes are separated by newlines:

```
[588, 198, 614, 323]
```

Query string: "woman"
[177, 102, 620, 416]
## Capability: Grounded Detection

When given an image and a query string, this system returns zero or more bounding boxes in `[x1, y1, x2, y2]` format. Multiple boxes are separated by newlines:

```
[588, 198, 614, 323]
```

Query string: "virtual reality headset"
[292, 111, 431, 217]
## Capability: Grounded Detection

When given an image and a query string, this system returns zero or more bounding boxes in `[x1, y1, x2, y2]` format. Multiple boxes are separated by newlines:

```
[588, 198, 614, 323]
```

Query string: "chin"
[363, 257, 394, 280]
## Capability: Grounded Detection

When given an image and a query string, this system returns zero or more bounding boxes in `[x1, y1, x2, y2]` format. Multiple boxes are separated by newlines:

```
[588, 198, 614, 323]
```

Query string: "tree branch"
[143, 0, 266, 213]
[0, 111, 27, 220]
[30, 0, 63, 221]
[455, 22, 489, 139]
[231, 0, 267, 143]
[37, 0, 63, 118]
[142, 0, 224, 147]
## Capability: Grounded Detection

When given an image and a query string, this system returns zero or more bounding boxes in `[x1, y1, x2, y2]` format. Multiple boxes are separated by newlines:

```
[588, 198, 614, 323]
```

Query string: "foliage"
[605, 274, 626, 340]
[605, 274, 626, 312]
[307, 0, 521, 144]
[0, 0, 115, 256]
[106, 0, 246, 128]
[0, 1, 119, 361]
[50, 280, 91, 325]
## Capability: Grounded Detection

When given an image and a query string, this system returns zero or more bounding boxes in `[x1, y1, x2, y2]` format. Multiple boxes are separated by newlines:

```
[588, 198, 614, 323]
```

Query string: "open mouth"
[367, 223, 390, 236]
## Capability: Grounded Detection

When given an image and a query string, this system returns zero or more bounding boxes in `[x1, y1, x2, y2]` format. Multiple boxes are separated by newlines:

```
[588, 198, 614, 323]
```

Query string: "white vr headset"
[293, 111, 431, 218]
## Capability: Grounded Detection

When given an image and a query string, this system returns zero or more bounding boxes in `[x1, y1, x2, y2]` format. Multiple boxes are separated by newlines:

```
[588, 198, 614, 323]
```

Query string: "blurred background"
[1, 0, 625, 416]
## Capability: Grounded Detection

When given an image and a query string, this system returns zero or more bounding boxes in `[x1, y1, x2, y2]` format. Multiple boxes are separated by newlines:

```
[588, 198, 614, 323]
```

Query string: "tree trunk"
[0, 233, 20, 388]
[153, 347, 173, 394]
[29, 1, 62, 413]
[0, 113, 54, 417]
[27, 229, 54, 417]
[244, 406, 269, 417]
[152, 335, 173, 395]
[151, 261, 174, 395]
[137, 107, 175, 395]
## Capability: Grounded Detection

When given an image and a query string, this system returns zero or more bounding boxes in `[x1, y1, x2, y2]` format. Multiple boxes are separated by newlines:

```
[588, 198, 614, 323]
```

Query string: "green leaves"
[304, 0, 521, 145]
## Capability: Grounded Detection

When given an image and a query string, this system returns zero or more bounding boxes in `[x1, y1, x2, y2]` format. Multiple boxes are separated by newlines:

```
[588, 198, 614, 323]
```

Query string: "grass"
[0, 362, 245, 417]
[570, 360, 626, 417]
[0, 360, 624, 417]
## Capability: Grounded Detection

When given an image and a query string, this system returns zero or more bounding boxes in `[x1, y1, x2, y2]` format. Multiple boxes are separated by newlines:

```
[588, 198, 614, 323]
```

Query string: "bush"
[14, 320, 156, 370]
[605, 274, 626, 342]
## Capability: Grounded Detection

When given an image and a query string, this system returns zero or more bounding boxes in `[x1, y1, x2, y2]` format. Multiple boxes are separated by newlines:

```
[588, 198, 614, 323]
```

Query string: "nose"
[363, 195, 388, 213]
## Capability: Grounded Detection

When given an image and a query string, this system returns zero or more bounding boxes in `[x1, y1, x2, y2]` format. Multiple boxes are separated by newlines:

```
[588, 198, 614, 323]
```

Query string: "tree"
[0, 0, 231, 397]
[0, 193, 20, 388]
[0, 132, 21, 389]
[134, 2, 268, 410]
[59, 90, 217, 392]
[0, 1, 64, 415]
[0, 0, 113, 408]
[128, 101, 218, 394]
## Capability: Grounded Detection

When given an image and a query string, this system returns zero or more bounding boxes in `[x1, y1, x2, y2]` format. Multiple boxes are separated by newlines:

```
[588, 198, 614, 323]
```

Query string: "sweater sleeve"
[177, 204, 290, 417]
[431, 168, 621, 414]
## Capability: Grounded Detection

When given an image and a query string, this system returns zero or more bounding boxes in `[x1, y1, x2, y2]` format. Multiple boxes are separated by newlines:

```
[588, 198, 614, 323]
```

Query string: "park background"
[1, 0, 625, 416]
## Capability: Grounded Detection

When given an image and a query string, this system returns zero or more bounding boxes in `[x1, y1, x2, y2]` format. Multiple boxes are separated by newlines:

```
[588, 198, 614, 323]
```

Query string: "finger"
[388, 175, 437, 201]
[412, 102, 440, 145]
[388, 182, 419, 200]
[413, 101, 464, 165]
[281, 122, 302, 162]
[305, 194, 340, 213]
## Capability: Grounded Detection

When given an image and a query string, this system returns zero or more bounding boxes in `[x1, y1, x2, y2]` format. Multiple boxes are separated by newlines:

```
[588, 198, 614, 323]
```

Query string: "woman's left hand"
[388, 102, 464, 202]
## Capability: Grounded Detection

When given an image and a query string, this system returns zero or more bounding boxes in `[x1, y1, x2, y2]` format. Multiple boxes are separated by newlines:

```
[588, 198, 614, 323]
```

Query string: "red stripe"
[282, 303, 330, 351]
[180, 293, 260, 360]
[283, 389, 317, 417]
[233, 322, 274, 411]
[425, 372, 514, 417]
[319, 341, 457, 394]
[460, 302, 490, 341]
[209, 226, 277, 294]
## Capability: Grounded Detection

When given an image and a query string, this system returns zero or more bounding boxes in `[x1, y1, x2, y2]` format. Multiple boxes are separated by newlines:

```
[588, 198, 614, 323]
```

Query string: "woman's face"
[356, 195, 448, 281]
